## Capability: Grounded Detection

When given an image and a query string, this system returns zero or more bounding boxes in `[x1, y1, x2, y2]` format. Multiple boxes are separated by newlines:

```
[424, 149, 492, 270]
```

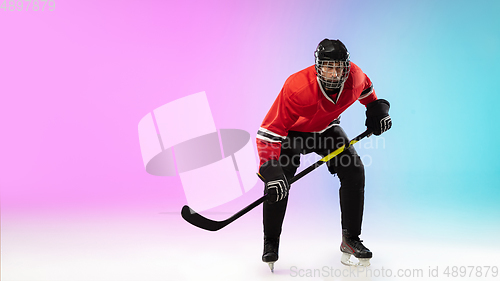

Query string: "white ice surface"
[2, 208, 499, 281]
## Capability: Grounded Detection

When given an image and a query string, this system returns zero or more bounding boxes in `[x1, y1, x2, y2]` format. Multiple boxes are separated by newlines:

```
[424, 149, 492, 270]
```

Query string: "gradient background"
[1, 0, 500, 280]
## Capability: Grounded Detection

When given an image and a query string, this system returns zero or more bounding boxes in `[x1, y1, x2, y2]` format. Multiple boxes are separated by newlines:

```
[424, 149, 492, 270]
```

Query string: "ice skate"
[262, 236, 279, 273]
[340, 230, 372, 267]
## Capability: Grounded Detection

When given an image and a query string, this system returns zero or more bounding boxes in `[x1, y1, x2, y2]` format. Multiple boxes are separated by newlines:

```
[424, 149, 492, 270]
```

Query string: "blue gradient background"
[1, 0, 500, 280]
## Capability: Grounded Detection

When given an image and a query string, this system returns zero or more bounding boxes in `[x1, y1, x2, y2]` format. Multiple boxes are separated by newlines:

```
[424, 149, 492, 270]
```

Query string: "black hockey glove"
[365, 99, 392, 136]
[259, 159, 289, 204]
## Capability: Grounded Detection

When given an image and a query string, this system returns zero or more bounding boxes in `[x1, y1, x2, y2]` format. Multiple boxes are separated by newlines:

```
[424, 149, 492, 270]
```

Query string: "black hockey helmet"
[314, 39, 351, 89]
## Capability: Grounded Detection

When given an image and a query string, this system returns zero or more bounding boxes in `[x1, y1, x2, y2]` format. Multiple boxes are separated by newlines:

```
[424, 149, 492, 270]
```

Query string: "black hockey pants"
[263, 125, 365, 239]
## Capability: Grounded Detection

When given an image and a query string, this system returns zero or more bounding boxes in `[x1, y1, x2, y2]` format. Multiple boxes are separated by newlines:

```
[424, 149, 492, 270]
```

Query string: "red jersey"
[256, 62, 377, 166]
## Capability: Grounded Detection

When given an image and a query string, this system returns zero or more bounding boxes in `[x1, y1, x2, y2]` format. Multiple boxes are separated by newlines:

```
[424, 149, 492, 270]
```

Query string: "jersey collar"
[318, 77, 344, 104]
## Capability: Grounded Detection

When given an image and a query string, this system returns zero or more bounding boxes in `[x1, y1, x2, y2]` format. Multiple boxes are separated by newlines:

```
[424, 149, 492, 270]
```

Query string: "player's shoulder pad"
[282, 65, 318, 106]
[349, 62, 362, 77]
[348, 62, 370, 88]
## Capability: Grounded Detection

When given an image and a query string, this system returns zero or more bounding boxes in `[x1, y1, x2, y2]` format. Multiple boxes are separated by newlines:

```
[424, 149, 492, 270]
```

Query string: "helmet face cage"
[315, 59, 350, 89]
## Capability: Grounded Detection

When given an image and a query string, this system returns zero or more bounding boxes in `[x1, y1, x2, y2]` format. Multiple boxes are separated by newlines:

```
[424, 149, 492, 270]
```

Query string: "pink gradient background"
[1, 0, 349, 221]
[2, 2, 349, 279]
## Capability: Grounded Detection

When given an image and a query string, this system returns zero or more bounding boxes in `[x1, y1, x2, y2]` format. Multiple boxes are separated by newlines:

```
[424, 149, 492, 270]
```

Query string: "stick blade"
[181, 205, 226, 231]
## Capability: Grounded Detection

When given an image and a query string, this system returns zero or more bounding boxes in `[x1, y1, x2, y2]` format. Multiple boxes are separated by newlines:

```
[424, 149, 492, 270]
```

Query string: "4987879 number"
[1, 0, 55, 11]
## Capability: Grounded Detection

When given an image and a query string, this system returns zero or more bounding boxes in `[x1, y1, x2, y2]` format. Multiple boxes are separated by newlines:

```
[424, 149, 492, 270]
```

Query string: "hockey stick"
[181, 129, 372, 231]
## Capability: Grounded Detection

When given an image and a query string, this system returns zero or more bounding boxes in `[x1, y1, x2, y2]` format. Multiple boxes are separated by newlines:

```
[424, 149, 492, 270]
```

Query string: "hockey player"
[256, 39, 391, 271]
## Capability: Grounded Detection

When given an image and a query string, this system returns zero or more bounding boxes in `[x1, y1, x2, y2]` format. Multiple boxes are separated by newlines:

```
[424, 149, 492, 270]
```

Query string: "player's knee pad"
[329, 151, 365, 188]
[344, 154, 364, 178]
[279, 154, 300, 181]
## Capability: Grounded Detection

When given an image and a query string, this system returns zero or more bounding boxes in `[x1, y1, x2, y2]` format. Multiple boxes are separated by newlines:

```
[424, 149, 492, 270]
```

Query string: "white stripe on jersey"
[258, 127, 287, 139]
[256, 134, 282, 143]
[358, 85, 374, 100]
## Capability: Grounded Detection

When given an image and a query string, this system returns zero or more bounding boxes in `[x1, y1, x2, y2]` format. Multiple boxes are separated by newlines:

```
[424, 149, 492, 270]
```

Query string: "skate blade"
[267, 262, 275, 273]
[340, 253, 371, 267]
